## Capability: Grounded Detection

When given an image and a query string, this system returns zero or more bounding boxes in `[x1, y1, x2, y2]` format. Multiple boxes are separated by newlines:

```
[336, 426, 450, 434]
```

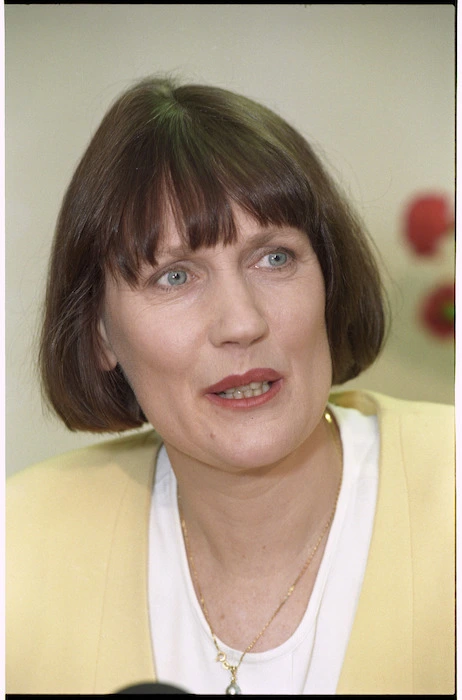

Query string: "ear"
[97, 317, 118, 371]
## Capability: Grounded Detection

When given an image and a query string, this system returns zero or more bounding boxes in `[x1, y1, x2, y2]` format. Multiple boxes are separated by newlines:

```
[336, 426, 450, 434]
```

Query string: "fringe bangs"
[102, 105, 314, 285]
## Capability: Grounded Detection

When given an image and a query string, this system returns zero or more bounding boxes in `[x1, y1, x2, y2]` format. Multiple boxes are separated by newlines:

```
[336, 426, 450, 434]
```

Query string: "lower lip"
[205, 378, 283, 410]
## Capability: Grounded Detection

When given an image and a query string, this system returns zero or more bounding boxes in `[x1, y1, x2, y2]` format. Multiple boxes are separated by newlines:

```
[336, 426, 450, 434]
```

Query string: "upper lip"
[204, 368, 282, 394]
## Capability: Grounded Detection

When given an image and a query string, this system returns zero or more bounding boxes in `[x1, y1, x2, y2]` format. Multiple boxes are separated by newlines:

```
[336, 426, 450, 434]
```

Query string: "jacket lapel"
[336, 393, 413, 693]
[93, 432, 161, 694]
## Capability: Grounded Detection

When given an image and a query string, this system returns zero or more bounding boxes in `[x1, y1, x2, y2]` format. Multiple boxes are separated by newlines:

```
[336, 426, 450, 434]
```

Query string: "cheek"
[292, 315, 330, 367]
[276, 286, 331, 374]
[274, 281, 327, 343]
[107, 312, 198, 392]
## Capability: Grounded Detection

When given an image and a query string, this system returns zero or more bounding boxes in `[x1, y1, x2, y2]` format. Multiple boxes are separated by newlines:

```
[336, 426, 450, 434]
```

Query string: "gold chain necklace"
[178, 409, 342, 695]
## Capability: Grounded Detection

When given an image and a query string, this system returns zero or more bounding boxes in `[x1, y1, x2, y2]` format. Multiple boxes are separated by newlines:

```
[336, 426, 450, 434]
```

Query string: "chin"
[211, 436, 298, 472]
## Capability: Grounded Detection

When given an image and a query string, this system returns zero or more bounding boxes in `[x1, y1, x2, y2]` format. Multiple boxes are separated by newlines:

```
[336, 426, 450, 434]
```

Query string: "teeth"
[218, 381, 271, 399]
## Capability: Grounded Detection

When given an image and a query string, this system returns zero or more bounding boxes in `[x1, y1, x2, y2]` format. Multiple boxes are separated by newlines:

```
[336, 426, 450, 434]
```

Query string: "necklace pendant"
[226, 680, 241, 695]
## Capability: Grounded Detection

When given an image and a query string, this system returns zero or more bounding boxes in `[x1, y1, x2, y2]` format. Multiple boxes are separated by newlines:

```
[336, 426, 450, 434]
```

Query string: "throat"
[181, 516, 329, 654]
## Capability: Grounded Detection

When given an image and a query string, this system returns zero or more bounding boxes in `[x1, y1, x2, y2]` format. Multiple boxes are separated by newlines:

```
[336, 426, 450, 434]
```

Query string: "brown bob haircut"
[39, 75, 387, 432]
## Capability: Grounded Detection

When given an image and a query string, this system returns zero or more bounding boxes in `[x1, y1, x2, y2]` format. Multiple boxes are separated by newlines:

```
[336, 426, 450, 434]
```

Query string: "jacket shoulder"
[6, 430, 161, 694]
[331, 389, 454, 443]
[335, 390, 455, 693]
[7, 429, 161, 501]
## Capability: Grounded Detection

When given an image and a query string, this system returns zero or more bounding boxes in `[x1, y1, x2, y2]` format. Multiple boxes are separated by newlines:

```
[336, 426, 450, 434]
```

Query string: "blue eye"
[158, 270, 188, 286]
[169, 270, 187, 285]
[267, 251, 288, 267]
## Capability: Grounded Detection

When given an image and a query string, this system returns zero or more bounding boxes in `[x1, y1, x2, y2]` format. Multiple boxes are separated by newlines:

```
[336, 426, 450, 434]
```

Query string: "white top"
[148, 404, 379, 694]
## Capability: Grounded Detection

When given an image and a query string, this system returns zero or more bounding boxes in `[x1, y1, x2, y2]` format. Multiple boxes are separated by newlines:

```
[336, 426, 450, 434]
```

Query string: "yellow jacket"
[6, 391, 455, 694]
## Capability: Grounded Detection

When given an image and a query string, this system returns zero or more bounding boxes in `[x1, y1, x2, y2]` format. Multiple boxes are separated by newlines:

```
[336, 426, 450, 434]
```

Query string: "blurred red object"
[420, 282, 455, 338]
[404, 194, 454, 255]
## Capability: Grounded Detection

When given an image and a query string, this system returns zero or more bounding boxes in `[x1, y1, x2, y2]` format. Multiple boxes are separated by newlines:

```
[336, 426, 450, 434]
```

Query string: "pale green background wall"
[6, 4, 455, 477]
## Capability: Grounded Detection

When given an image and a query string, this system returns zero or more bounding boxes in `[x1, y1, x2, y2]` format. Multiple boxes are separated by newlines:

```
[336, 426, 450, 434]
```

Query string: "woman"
[6, 76, 454, 695]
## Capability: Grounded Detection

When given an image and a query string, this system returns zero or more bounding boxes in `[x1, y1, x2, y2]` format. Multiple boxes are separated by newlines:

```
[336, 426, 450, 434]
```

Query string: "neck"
[168, 410, 342, 577]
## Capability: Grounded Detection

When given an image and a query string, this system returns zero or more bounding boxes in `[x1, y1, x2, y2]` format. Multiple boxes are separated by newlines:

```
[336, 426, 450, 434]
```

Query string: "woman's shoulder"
[6, 430, 161, 693]
[6, 430, 162, 592]
[330, 389, 454, 474]
[7, 429, 162, 508]
[333, 390, 454, 500]
[330, 389, 454, 421]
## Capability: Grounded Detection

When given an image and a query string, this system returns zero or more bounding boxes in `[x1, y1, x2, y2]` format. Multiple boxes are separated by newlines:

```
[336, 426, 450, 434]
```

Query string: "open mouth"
[217, 381, 273, 399]
[204, 369, 282, 407]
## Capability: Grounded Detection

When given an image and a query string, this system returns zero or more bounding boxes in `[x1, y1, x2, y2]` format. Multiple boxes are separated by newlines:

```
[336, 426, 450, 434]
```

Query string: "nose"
[208, 273, 269, 348]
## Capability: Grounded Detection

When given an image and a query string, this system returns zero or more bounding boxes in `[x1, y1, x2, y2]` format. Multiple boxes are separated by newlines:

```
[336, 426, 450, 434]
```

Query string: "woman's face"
[100, 208, 332, 471]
